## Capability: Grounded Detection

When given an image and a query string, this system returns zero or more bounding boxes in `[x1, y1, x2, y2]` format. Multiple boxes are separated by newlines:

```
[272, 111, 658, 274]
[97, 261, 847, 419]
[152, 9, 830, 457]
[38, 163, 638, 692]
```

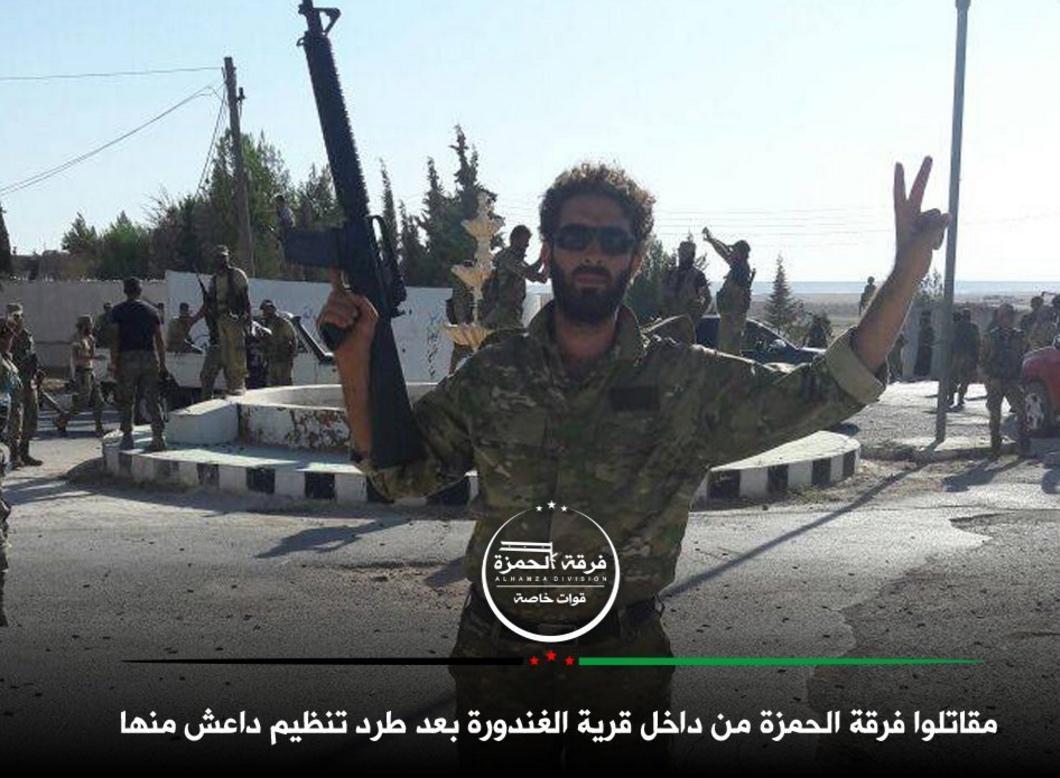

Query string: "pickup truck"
[96, 315, 338, 410]
[1022, 334, 1060, 436]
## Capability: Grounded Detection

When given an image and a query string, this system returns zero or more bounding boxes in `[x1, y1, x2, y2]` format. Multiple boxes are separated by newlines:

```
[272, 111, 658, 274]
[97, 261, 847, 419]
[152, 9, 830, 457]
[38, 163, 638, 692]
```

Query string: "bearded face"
[549, 257, 635, 325]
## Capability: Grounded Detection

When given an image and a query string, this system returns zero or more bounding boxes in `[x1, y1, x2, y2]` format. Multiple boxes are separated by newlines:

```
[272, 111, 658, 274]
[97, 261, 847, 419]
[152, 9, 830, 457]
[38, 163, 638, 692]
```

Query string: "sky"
[1, 0, 1058, 286]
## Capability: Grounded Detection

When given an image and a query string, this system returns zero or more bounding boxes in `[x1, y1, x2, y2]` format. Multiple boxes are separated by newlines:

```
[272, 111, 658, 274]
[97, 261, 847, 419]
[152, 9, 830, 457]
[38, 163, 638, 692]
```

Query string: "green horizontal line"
[578, 657, 983, 667]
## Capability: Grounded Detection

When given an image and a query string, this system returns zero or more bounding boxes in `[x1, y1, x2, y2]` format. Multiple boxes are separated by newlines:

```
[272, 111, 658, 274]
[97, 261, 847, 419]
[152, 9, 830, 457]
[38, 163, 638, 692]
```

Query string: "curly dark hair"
[539, 162, 655, 253]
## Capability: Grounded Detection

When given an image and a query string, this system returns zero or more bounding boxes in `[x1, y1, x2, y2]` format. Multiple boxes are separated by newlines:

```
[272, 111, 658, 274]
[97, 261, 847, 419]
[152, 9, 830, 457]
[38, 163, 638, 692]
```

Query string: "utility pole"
[223, 56, 255, 276]
[935, 0, 971, 443]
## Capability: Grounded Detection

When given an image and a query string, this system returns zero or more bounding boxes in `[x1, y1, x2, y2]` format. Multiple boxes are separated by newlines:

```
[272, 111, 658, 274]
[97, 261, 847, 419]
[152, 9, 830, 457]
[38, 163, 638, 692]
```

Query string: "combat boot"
[95, 421, 106, 438]
[19, 444, 42, 467]
[119, 432, 135, 451]
[146, 436, 167, 453]
[54, 413, 70, 436]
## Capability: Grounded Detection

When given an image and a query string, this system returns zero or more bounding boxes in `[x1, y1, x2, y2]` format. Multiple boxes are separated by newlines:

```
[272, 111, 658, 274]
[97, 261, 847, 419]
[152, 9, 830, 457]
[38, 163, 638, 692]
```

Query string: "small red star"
[565, 656, 576, 666]
[545, 649, 557, 662]
[528, 656, 540, 666]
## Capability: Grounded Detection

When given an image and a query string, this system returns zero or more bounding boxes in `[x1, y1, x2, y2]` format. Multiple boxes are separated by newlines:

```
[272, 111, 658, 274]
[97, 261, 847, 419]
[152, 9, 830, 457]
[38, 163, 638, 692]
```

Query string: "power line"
[195, 93, 228, 195]
[0, 66, 219, 82]
[0, 82, 221, 197]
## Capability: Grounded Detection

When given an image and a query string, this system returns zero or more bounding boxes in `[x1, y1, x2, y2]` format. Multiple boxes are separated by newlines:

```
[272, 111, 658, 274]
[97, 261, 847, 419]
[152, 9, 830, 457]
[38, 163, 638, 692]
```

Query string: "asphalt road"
[0, 407, 1056, 771]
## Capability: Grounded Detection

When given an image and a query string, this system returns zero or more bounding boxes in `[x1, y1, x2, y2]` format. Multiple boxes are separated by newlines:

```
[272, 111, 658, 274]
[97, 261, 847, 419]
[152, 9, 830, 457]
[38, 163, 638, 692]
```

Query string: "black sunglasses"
[553, 223, 636, 256]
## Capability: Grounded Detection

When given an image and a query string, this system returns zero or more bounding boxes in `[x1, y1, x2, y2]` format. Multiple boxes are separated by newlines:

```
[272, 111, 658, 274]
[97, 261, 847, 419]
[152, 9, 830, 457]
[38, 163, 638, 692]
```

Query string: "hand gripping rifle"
[281, 0, 422, 468]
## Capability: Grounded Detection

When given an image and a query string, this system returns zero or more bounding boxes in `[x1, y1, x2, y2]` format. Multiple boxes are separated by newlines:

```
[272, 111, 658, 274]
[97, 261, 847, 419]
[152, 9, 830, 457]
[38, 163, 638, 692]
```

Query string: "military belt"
[465, 584, 663, 646]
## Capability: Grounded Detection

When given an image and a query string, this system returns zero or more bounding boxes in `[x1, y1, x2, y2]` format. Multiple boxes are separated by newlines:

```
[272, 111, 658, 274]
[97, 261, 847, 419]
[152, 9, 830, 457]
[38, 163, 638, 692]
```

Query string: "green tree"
[624, 238, 672, 322]
[61, 212, 100, 258]
[763, 254, 803, 337]
[0, 202, 10, 275]
[96, 211, 152, 279]
[914, 267, 944, 308]
[380, 160, 398, 246]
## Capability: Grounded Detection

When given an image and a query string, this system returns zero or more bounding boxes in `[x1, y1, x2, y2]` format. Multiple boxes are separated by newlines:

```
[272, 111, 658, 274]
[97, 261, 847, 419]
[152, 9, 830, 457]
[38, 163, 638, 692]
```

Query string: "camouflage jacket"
[11, 328, 36, 378]
[360, 301, 884, 609]
[482, 247, 537, 329]
[264, 315, 298, 363]
[661, 265, 710, 322]
[980, 326, 1027, 380]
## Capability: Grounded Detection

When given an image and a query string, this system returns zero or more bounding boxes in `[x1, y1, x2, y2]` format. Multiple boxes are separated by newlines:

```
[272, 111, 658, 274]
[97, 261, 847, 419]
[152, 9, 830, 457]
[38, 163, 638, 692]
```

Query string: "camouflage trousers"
[985, 378, 1027, 447]
[217, 316, 247, 392]
[716, 310, 747, 355]
[68, 368, 103, 425]
[266, 359, 293, 387]
[448, 590, 674, 769]
[0, 457, 10, 626]
[948, 354, 978, 403]
[5, 377, 38, 453]
[116, 351, 164, 436]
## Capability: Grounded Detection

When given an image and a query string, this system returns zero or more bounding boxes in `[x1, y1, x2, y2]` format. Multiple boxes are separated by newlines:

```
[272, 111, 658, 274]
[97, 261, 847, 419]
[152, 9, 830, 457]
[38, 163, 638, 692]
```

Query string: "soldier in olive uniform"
[259, 300, 298, 386]
[93, 302, 113, 344]
[166, 302, 204, 353]
[321, 158, 949, 767]
[204, 245, 252, 395]
[659, 237, 710, 326]
[481, 225, 547, 331]
[448, 261, 476, 374]
[913, 309, 935, 377]
[0, 318, 21, 627]
[703, 227, 754, 355]
[6, 303, 42, 467]
[888, 332, 907, 382]
[981, 302, 1029, 457]
[55, 315, 105, 437]
[947, 308, 980, 408]
[805, 313, 833, 348]
[859, 276, 877, 314]
[109, 277, 167, 452]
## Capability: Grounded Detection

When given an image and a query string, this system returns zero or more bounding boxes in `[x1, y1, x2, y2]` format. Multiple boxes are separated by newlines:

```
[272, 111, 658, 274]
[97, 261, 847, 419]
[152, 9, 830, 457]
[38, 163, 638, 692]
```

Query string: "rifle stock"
[282, 0, 423, 469]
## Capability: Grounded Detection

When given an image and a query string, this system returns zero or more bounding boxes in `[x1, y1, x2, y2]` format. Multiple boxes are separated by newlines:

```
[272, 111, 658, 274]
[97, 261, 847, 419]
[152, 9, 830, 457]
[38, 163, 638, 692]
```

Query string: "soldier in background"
[55, 315, 105, 437]
[703, 227, 753, 355]
[481, 225, 547, 331]
[6, 303, 42, 467]
[204, 245, 252, 395]
[259, 300, 298, 386]
[805, 313, 833, 348]
[0, 318, 20, 627]
[981, 302, 1029, 457]
[859, 276, 877, 314]
[1019, 295, 1045, 335]
[448, 260, 476, 374]
[888, 332, 907, 382]
[166, 302, 204, 353]
[92, 301, 113, 344]
[109, 277, 166, 452]
[660, 237, 710, 326]
[1026, 294, 1058, 349]
[948, 308, 980, 409]
[913, 309, 934, 378]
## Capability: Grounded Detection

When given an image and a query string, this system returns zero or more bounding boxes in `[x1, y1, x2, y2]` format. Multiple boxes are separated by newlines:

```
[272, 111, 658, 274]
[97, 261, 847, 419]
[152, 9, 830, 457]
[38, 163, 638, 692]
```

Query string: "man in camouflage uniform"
[165, 302, 204, 353]
[481, 225, 547, 331]
[109, 277, 167, 452]
[659, 237, 710, 326]
[204, 245, 252, 395]
[805, 313, 833, 348]
[259, 300, 298, 386]
[947, 308, 980, 409]
[859, 275, 877, 314]
[703, 227, 753, 355]
[93, 302, 114, 344]
[448, 261, 476, 374]
[320, 159, 949, 767]
[55, 315, 105, 437]
[981, 302, 1029, 457]
[888, 332, 907, 382]
[1025, 295, 1058, 350]
[0, 318, 21, 627]
[6, 303, 42, 467]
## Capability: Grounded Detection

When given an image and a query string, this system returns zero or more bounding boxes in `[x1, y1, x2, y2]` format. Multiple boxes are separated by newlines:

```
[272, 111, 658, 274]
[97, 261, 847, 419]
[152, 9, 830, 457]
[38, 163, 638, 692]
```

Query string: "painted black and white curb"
[103, 431, 859, 507]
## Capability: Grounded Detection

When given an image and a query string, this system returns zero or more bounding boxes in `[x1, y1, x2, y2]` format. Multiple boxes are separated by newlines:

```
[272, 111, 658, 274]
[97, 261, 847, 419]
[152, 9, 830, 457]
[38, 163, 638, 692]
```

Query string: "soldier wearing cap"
[0, 317, 20, 626]
[109, 277, 166, 451]
[55, 315, 104, 437]
[704, 227, 754, 355]
[203, 245, 252, 395]
[5, 302, 43, 467]
[259, 299, 298, 386]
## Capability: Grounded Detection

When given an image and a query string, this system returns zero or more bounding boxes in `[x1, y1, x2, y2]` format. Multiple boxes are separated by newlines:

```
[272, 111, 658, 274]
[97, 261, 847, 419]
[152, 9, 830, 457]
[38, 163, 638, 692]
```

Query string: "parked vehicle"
[695, 316, 823, 365]
[1022, 335, 1060, 436]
